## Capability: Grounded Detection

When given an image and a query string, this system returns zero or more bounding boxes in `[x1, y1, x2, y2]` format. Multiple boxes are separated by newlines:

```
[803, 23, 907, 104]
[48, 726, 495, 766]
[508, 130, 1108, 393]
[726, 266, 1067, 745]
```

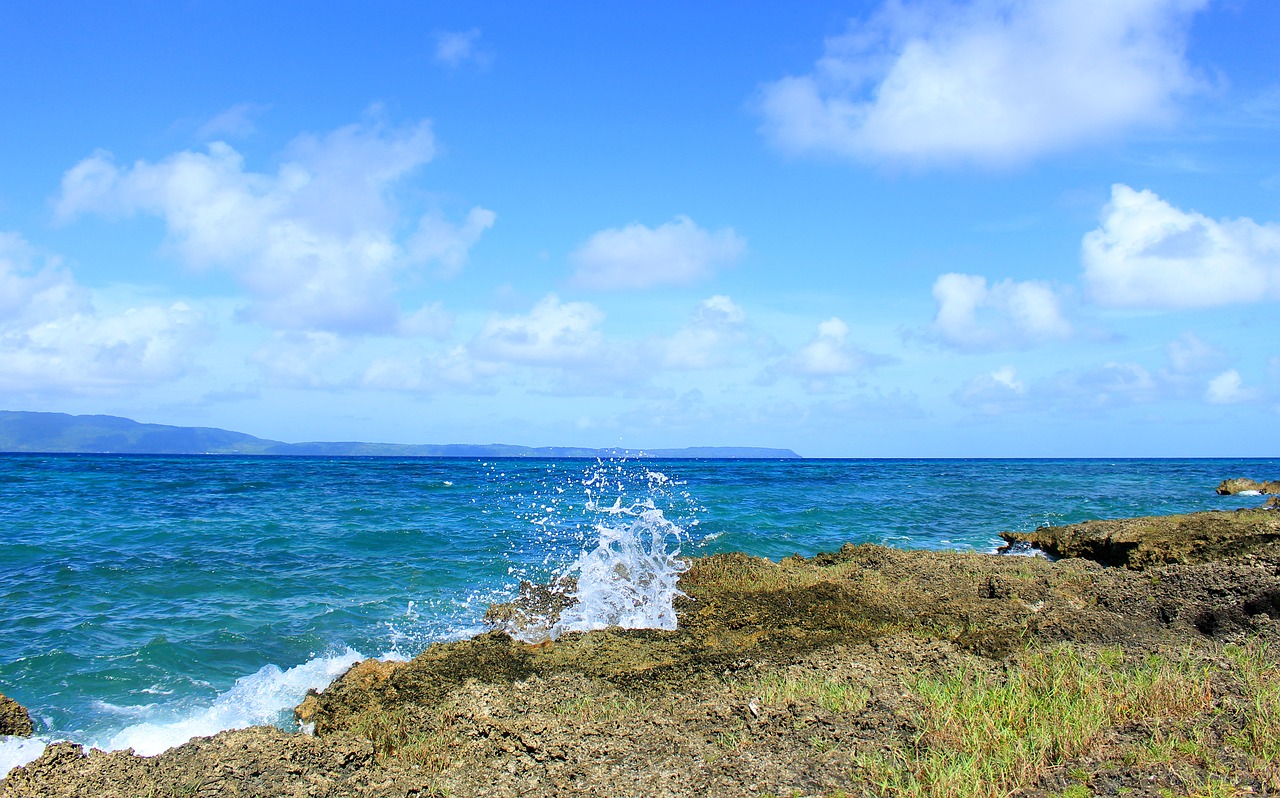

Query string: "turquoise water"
[1, 455, 1276, 771]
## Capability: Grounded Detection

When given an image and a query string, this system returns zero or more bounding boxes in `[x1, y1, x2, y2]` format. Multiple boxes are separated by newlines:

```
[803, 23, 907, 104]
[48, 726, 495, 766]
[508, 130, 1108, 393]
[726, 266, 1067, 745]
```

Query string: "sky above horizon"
[1, 1, 1278, 457]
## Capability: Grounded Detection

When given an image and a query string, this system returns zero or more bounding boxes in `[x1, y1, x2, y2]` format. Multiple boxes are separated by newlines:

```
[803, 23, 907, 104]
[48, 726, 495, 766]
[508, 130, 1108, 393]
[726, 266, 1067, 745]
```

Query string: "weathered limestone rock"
[1217, 478, 1280, 495]
[0, 692, 33, 737]
[1000, 509, 1280, 569]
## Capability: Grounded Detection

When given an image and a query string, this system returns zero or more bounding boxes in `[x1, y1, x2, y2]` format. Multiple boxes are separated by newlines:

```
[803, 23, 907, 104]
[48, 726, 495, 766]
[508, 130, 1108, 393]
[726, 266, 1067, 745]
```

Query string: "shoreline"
[4, 506, 1279, 797]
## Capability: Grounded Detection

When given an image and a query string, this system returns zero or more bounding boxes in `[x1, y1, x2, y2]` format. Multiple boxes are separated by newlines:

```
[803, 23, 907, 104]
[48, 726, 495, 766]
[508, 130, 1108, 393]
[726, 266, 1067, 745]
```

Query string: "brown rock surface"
[999, 508, 1280, 569]
[1216, 477, 1280, 495]
[0, 692, 33, 737]
[5, 514, 1280, 797]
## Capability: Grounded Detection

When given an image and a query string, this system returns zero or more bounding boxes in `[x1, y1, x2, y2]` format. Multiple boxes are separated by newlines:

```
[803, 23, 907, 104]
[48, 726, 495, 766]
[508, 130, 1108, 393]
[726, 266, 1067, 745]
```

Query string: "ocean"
[1, 454, 1276, 774]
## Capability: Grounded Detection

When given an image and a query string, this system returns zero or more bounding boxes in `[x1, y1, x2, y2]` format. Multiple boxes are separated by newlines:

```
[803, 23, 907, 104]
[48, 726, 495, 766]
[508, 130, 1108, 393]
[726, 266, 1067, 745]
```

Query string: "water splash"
[491, 459, 696, 641]
[552, 505, 689, 636]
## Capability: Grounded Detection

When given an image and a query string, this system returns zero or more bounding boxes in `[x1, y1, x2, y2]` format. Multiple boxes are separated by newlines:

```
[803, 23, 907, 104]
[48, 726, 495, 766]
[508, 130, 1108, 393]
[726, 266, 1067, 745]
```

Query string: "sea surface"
[2, 454, 1277, 774]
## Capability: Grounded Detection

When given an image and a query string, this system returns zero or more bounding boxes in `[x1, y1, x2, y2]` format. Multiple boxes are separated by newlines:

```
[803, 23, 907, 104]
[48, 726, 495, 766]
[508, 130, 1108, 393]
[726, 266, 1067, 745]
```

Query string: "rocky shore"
[4, 506, 1279, 797]
[0, 693, 32, 739]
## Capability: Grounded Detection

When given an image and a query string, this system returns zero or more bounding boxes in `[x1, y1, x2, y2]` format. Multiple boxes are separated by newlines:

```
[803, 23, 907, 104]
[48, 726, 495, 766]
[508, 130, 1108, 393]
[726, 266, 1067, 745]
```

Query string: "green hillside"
[0, 411, 801, 459]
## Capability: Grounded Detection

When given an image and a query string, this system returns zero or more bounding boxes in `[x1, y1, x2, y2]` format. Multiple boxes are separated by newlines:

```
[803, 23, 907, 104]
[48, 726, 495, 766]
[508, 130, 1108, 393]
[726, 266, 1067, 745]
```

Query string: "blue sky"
[1, 1, 1278, 457]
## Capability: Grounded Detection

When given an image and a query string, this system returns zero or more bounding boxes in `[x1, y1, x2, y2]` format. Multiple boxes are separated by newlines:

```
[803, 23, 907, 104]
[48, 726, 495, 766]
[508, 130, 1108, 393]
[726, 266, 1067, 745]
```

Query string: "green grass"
[734, 669, 871, 715]
[345, 705, 455, 771]
[854, 644, 1218, 798]
[551, 691, 650, 722]
[1224, 640, 1280, 790]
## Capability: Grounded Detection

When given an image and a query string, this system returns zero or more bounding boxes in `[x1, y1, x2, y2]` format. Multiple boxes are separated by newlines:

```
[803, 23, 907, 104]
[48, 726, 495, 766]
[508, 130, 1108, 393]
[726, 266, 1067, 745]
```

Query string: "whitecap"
[95, 648, 363, 757]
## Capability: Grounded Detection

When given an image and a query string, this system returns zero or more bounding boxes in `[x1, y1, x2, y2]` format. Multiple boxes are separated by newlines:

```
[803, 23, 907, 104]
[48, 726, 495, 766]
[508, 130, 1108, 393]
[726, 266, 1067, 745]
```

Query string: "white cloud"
[952, 365, 1028, 414]
[768, 316, 888, 394]
[1165, 331, 1226, 375]
[931, 273, 1072, 350]
[408, 207, 496, 279]
[661, 295, 750, 370]
[251, 331, 348, 388]
[0, 232, 206, 393]
[434, 29, 484, 68]
[56, 116, 493, 333]
[1082, 184, 1280, 308]
[570, 216, 745, 291]
[787, 318, 866, 376]
[396, 301, 454, 340]
[758, 0, 1206, 166]
[471, 294, 606, 366]
[196, 103, 266, 141]
[361, 346, 497, 393]
[1205, 369, 1258, 404]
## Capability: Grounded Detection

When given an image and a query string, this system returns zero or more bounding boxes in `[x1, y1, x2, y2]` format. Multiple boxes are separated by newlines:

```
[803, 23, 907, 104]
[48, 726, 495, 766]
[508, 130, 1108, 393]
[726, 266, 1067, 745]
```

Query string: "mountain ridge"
[0, 411, 801, 459]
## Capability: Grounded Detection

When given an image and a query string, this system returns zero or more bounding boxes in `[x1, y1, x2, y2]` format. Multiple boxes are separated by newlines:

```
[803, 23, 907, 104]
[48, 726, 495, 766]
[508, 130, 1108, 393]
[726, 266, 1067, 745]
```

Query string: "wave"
[0, 648, 364, 777]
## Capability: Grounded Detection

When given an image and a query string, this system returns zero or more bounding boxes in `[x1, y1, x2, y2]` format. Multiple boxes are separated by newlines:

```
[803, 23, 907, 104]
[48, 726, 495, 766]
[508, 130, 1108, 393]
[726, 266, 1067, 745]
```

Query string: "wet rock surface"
[1217, 477, 1280, 495]
[6, 511, 1280, 797]
[0, 692, 33, 737]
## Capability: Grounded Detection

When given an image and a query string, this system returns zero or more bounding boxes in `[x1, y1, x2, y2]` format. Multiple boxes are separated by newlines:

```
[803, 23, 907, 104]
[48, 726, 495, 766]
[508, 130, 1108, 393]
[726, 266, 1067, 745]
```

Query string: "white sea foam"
[0, 648, 366, 776]
[0, 735, 50, 779]
[94, 648, 364, 757]
[552, 506, 689, 636]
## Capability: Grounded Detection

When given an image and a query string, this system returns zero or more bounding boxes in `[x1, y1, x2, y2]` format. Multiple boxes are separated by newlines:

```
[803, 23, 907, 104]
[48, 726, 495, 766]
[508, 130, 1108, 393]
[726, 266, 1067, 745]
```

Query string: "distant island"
[0, 411, 801, 459]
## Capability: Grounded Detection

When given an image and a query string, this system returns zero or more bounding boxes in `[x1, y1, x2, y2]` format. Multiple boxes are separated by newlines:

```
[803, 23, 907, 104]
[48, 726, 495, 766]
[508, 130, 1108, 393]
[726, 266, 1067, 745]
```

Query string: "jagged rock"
[1266, 496, 1280, 510]
[1000, 509, 1280, 569]
[0, 692, 33, 737]
[1217, 477, 1280, 495]
[483, 577, 578, 643]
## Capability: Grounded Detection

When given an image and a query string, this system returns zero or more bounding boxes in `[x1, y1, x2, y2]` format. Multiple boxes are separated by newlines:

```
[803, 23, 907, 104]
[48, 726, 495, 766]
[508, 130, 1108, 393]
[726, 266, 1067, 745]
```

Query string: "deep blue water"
[1, 455, 1276, 771]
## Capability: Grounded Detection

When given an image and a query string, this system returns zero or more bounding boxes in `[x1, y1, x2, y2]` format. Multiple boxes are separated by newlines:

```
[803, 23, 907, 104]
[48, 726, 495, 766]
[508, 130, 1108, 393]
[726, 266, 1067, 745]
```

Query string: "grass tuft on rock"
[855, 643, 1226, 797]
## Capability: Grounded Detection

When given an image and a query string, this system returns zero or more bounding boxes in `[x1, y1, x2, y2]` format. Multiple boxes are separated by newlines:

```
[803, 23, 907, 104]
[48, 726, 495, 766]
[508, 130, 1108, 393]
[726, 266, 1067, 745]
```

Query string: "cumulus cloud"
[931, 273, 1072, 350]
[471, 294, 606, 366]
[758, 0, 1206, 166]
[1205, 369, 1258, 404]
[952, 365, 1028, 414]
[570, 216, 745, 291]
[765, 316, 889, 393]
[56, 116, 493, 333]
[0, 232, 206, 393]
[361, 346, 499, 393]
[661, 295, 751, 370]
[1082, 184, 1280, 308]
[787, 318, 868, 375]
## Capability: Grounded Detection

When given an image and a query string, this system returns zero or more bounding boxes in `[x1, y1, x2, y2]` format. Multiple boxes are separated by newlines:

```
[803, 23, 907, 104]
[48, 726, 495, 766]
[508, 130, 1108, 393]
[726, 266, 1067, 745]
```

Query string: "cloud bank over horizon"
[1, 2, 1276, 455]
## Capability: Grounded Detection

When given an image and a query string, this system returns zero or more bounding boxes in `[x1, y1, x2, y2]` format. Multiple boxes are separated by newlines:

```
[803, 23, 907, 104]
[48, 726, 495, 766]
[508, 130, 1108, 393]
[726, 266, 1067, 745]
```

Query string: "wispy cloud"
[195, 103, 268, 141]
[434, 29, 487, 69]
